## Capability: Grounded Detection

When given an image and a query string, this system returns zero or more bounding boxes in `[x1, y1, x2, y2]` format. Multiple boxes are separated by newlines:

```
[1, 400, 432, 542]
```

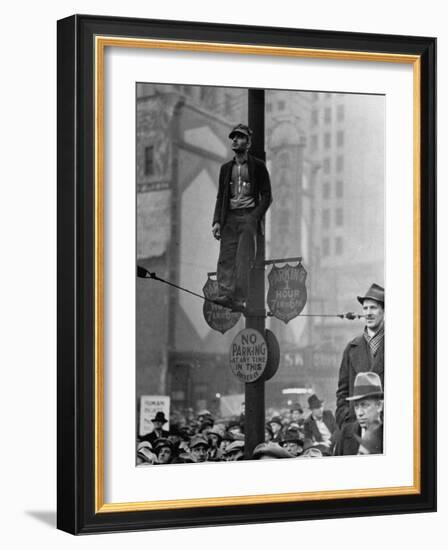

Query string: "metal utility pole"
[244, 89, 266, 459]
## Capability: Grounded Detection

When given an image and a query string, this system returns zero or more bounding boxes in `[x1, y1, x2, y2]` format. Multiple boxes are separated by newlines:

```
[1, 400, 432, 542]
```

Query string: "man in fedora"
[303, 394, 337, 455]
[212, 123, 272, 310]
[335, 283, 385, 428]
[333, 372, 384, 456]
[143, 411, 170, 445]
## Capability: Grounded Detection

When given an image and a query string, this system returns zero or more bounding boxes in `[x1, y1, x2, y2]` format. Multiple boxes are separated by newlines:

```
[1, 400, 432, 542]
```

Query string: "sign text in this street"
[229, 328, 268, 383]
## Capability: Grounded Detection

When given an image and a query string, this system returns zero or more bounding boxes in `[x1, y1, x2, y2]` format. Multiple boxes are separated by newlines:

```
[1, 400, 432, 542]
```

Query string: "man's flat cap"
[229, 123, 253, 139]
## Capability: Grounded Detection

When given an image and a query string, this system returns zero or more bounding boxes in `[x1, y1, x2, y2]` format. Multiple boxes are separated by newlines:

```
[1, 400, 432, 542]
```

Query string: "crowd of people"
[137, 282, 385, 466]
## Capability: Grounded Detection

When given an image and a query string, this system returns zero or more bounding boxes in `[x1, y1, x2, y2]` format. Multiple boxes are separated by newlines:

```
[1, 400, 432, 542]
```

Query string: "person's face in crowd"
[291, 409, 303, 423]
[363, 299, 385, 332]
[354, 398, 383, 429]
[311, 406, 324, 420]
[157, 446, 172, 464]
[231, 132, 250, 154]
[191, 444, 208, 463]
[226, 449, 244, 461]
[283, 441, 301, 457]
[270, 422, 281, 434]
[220, 439, 230, 453]
[265, 429, 273, 442]
[152, 420, 163, 431]
[208, 434, 219, 448]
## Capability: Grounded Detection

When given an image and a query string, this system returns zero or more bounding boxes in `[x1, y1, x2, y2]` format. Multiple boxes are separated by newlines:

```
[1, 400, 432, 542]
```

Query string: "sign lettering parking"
[229, 328, 268, 383]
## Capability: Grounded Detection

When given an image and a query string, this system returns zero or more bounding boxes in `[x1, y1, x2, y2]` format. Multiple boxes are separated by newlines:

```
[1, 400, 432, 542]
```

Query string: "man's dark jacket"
[304, 410, 337, 447]
[142, 429, 169, 445]
[333, 421, 383, 456]
[335, 334, 384, 428]
[212, 154, 272, 229]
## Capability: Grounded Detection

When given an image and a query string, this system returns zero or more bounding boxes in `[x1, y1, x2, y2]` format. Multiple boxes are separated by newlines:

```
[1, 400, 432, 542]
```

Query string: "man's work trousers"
[217, 209, 257, 302]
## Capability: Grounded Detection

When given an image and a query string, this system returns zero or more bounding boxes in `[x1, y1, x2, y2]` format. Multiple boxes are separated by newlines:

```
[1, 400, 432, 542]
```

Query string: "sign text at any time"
[229, 328, 268, 383]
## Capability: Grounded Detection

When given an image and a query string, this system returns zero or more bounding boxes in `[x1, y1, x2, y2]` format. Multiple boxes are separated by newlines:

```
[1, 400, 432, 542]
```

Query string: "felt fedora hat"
[307, 394, 323, 409]
[346, 372, 384, 401]
[151, 411, 168, 423]
[357, 283, 385, 305]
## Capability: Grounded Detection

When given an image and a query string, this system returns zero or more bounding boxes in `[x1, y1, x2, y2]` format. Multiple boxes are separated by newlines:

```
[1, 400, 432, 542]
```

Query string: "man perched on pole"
[212, 123, 272, 310]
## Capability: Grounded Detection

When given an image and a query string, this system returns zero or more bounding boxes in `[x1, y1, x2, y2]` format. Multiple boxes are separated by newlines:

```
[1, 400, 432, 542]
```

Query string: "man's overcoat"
[335, 334, 384, 427]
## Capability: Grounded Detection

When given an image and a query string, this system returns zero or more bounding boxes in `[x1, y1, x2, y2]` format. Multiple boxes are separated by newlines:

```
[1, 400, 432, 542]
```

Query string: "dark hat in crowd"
[153, 438, 173, 452]
[151, 411, 168, 424]
[290, 403, 303, 413]
[281, 429, 304, 446]
[252, 442, 292, 459]
[269, 416, 283, 427]
[168, 425, 182, 437]
[229, 123, 253, 139]
[189, 434, 209, 449]
[346, 372, 384, 401]
[199, 418, 214, 431]
[307, 394, 323, 410]
[357, 283, 385, 306]
[179, 426, 195, 439]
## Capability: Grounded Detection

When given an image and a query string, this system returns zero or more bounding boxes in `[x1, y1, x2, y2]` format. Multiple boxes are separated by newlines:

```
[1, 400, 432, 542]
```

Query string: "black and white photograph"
[135, 83, 385, 466]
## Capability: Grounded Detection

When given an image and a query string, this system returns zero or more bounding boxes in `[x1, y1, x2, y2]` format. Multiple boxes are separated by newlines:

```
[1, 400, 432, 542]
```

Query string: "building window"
[324, 107, 331, 123]
[324, 132, 331, 148]
[311, 109, 318, 126]
[323, 157, 331, 174]
[310, 134, 318, 151]
[335, 207, 343, 226]
[335, 237, 343, 255]
[336, 155, 344, 172]
[337, 104, 345, 122]
[323, 181, 330, 199]
[144, 145, 154, 176]
[322, 238, 330, 257]
[278, 100, 286, 111]
[337, 130, 344, 147]
[322, 209, 330, 229]
[336, 180, 344, 198]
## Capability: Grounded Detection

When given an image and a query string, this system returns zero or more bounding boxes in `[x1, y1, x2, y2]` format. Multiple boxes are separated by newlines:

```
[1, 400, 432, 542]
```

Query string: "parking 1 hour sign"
[229, 328, 268, 383]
